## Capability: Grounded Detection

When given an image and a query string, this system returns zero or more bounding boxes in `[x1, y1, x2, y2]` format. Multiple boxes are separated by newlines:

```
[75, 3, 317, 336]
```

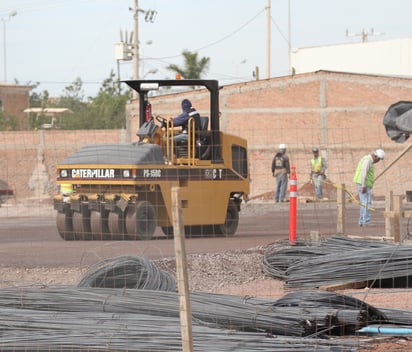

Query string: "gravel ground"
[0, 200, 411, 351]
[0, 247, 411, 351]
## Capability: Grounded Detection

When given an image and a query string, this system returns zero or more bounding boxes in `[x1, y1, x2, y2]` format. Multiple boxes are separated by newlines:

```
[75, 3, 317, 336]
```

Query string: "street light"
[2, 10, 17, 82]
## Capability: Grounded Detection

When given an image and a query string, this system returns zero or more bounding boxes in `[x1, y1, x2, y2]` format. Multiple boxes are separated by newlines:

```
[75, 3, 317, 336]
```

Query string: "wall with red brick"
[1, 71, 412, 203]
[127, 71, 412, 200]
[0, 130, 126, 201]
[0, 85, 31, 129]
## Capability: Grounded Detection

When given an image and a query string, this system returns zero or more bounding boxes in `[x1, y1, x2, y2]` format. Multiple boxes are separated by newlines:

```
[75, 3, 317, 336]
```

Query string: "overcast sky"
[1, 0, 411, 98]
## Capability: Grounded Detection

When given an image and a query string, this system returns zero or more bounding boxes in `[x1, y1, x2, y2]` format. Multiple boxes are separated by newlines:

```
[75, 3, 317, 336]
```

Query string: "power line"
[153, 8, 266, 60]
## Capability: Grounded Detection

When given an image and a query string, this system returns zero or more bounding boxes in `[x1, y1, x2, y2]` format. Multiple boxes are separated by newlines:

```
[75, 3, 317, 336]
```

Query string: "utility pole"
[130, 0, 157, 80]
[2, 10, 17, 82]
[129, 0, 157, 97]
[266, 0, 271, 79]
[288, 0, 291, 74]
[132, 0, 140, 81]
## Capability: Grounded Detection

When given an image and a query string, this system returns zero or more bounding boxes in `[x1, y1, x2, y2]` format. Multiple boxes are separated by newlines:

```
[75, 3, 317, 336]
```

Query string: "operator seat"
[174, 116, 210, 160]
[197, 116, 210, 160]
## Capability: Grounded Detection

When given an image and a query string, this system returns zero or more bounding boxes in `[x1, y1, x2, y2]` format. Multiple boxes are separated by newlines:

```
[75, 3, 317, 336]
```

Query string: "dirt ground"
[0, 249, 411, 352]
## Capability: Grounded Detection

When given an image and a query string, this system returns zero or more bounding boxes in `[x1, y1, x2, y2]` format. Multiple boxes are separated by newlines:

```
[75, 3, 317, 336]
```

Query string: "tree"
[61, 77, 84, 102]
[25, 72, 132, 130]
[27, 85, 53, 130]
[166, 50, 210, 79]
[0, 111, 18, 130]
[59, 72, 131, 130]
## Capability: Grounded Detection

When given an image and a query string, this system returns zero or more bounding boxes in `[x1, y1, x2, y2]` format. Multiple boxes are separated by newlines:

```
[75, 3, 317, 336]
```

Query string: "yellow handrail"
[187, 117, 195, 165]
[165, 119, 175, 162]
[166, 117, 197, 165]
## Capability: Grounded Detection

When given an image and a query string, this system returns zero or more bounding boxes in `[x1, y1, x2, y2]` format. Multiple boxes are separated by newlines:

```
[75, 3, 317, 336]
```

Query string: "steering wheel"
[156, 115, 169, 129]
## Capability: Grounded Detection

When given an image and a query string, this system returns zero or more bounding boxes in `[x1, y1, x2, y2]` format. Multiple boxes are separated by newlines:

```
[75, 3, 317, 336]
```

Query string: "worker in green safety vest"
[60, 183, 74, 198]
[353, 149, 385, 226]
[310, 147, 327, 199]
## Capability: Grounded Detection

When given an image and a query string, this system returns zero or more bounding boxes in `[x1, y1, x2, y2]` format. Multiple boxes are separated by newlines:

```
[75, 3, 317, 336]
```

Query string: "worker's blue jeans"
[312, 174, 324, 199]
[274, 172, 288, 202]
[357, 184, 372, 225]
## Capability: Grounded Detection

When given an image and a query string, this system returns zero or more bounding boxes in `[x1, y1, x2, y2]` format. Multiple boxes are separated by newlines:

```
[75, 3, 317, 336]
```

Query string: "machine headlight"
[60, 169, 68, 177]
[123, 170, 130, 178]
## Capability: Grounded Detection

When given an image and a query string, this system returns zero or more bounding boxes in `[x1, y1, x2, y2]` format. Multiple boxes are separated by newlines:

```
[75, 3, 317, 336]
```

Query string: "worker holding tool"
[353, 149, 385, 226]
[310, 147, 327, 199]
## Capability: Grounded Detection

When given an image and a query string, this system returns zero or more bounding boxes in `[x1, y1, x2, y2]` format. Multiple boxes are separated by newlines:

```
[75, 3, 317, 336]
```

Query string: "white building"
[291, 37, 412, 77]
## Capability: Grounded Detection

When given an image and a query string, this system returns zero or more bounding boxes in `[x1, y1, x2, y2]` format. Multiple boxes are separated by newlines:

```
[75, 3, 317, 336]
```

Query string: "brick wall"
[0, 130, 127, 202]
[128, 71, 412, 200]
[1, 71, 412, 203]
[0, 84, 31, 129]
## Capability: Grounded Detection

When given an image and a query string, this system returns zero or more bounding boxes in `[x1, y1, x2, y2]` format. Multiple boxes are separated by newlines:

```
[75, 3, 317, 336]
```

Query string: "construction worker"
[310, 147, 327, 199]
[60, 183, 74, 202]
[271, 144, 290, 202]
[353, 149, 385, 226]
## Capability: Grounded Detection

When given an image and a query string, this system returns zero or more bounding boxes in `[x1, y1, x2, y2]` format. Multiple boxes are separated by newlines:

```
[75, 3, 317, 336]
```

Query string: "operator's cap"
[279, 143, 286, 150]
[312, 147, 319, 153]
[181, 99, 192, 110]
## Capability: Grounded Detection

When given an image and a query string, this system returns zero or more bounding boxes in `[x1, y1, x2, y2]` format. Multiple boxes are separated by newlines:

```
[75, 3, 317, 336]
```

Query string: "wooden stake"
[171, 187, 193, 352]
[385, 191, 393, 240]
[393, 195, 403, 243]
[336, 184, 346, 234]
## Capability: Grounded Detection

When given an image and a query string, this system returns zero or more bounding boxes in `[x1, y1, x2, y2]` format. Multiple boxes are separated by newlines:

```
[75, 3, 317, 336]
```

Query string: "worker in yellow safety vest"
[353, 149, 385, 226]
[310, 147, 327, 199]
[60, 183, 74, 196]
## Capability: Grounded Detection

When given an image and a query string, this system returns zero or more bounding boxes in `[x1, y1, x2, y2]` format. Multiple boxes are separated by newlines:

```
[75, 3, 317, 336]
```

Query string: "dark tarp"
[383, 101, 412, 143]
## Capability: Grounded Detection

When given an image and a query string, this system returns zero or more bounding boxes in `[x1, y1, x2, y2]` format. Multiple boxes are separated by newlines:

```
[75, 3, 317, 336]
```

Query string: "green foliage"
[0, 111, 19, 131]
[27, 72, 132, 130]
[29, 83, 48, 108]
[167, 50, 210, 79]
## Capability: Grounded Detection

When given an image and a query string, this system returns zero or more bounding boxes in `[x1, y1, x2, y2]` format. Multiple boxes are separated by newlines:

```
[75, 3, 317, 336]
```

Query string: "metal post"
[116, 59, 121, 94]
[2, 11, 17, 82]
[133, 0, 140, 81]
[266, 0, 271, 79]
[130, 0, 140, 100]
[2, 19, 6, 82]
[288, 0, 291, 74]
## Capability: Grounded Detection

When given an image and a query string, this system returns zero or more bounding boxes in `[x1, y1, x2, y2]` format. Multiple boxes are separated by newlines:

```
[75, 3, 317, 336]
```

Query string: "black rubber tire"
[214, 200, 239, 237]
[108, 211, 126, 239]
[161, 226, 174, 238]
[125, 201, 156, 240]
[90, 210, 110, 240]
[185, 225, 214, 237]
[56, 211, 75, 240]
[72, 211, 92, 240]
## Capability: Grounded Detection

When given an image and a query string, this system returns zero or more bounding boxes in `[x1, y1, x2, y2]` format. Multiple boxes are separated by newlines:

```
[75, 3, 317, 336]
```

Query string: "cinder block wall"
[1, 71, 412, 203]
[0, 130, 127, 202]
[128, 71, 412, 199]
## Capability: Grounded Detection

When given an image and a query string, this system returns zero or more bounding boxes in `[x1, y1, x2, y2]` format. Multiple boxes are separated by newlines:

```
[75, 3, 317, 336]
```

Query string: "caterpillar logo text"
[72, 169, 115, 178]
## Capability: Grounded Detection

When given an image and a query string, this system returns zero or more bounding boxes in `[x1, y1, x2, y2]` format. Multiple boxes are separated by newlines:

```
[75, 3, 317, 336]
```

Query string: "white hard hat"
[374, 149, 385, 160]
[279, 143, 286, 150]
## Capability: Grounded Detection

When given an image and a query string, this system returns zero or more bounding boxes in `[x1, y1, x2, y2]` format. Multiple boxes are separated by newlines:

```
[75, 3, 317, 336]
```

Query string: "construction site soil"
[0, 198, 411, 351]
[0, 248, 411, 351]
